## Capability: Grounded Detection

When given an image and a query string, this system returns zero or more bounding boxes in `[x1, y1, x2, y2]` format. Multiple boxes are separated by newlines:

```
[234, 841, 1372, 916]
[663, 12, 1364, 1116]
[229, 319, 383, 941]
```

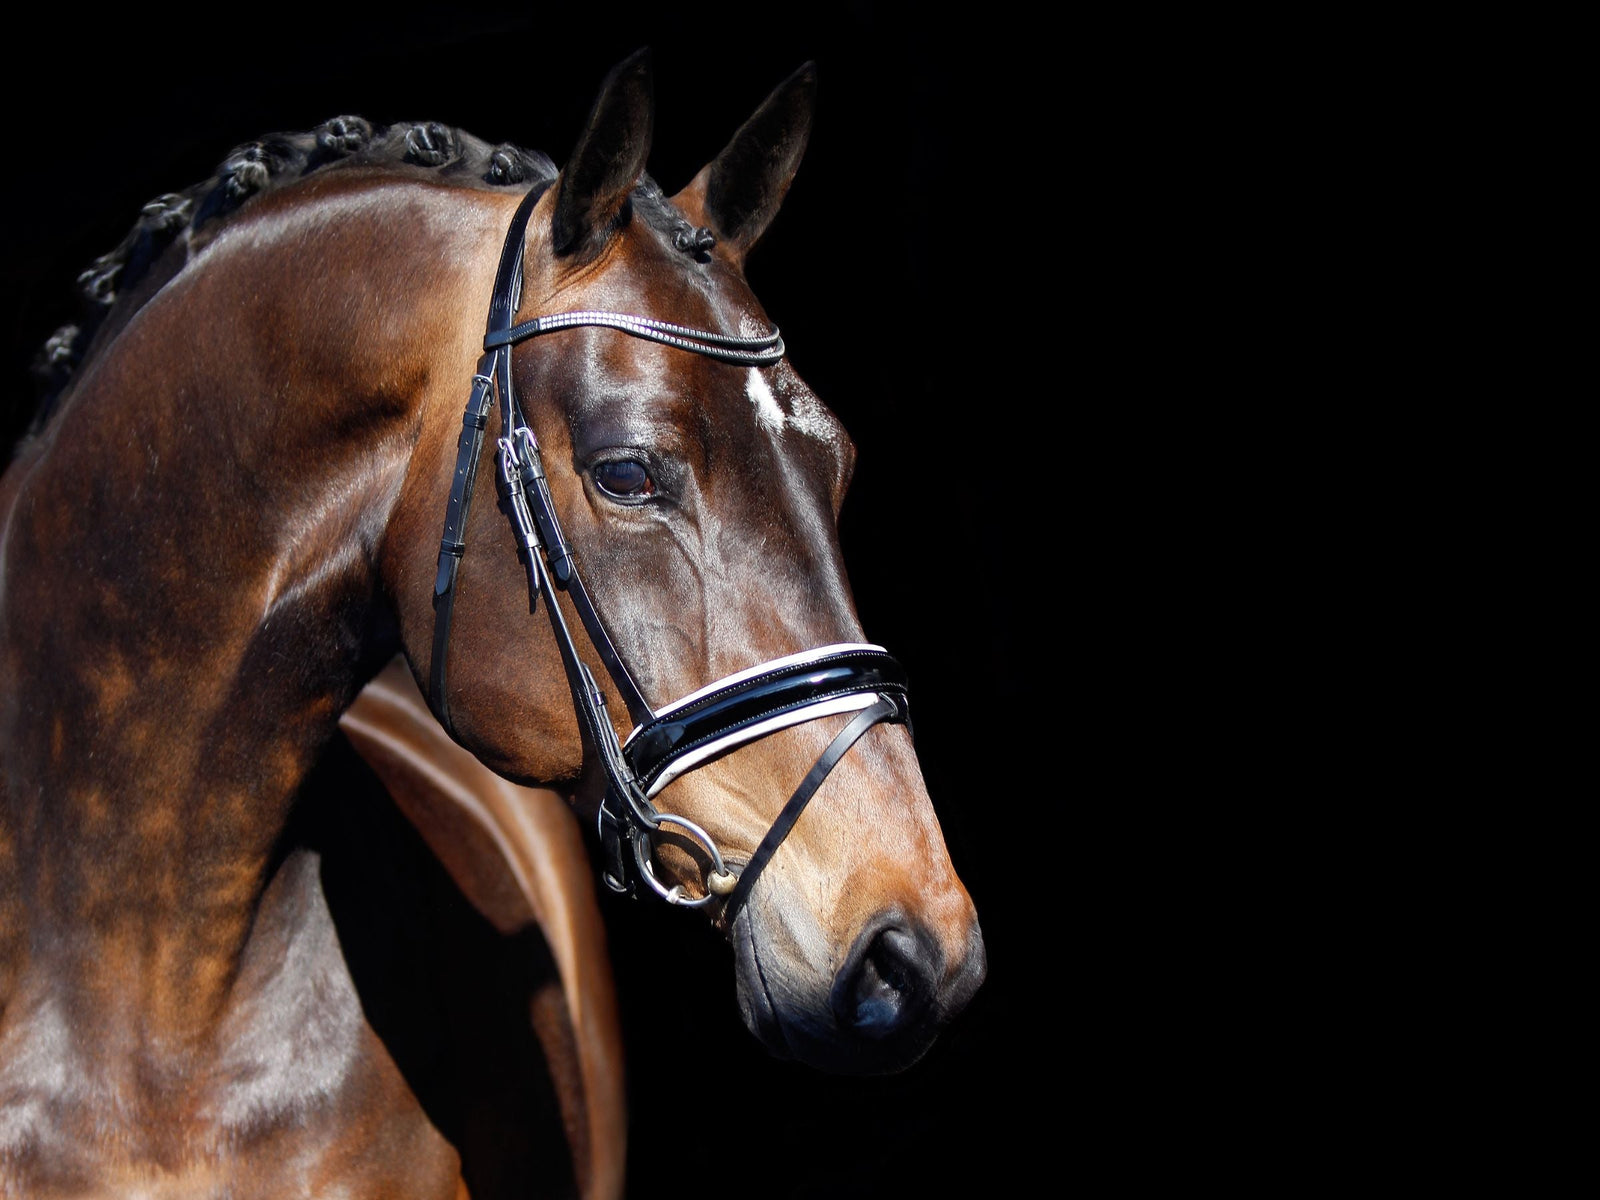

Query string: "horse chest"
[0, 851, 463, 1198]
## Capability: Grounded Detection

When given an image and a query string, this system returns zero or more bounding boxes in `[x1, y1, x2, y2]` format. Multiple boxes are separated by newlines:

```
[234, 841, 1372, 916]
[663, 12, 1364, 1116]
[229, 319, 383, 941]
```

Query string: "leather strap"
[721, 694, 906, 924]
[430, 185, 547, 730]
[624, 649, 908, 795]
[511, 447, 653, 724]
[487, 311, 784, 366]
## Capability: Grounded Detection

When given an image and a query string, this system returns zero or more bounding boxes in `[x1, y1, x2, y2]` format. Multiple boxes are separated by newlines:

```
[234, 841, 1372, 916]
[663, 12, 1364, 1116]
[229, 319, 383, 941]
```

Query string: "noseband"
[430, 186, 909, 922]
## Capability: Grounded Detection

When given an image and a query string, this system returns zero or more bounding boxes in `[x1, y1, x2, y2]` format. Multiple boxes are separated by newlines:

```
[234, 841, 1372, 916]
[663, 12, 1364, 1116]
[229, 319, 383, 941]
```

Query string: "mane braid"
[17, 117, 565, 454]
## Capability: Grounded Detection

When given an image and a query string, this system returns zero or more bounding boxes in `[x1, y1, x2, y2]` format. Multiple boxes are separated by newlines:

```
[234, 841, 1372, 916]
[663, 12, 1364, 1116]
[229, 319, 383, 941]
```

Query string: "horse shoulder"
[0, 848, 465, 1198]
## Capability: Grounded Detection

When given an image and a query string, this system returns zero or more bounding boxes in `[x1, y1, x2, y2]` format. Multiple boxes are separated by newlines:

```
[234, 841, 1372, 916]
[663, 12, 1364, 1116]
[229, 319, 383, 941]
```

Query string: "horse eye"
[593, 460, 655, 499]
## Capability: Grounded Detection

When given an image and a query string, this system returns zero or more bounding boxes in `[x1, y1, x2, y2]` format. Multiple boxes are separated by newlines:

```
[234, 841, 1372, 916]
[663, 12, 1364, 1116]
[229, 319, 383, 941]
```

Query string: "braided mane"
[23, 116, 563, 447]
[21, 114, 716, 459]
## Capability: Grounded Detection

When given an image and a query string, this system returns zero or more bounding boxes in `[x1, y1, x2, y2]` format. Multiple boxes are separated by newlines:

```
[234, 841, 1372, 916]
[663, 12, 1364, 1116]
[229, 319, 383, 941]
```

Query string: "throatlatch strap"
[430, 359, 497, 731]
[721, 693, 905, 924]
[429, 186, 545, 729]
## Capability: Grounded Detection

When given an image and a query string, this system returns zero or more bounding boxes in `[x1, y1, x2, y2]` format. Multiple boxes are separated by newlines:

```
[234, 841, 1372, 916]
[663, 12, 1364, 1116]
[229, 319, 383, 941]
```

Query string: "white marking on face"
[747, 369, 785, 433]
[771, 361, 843, 446]
[737, 313, 844, 448]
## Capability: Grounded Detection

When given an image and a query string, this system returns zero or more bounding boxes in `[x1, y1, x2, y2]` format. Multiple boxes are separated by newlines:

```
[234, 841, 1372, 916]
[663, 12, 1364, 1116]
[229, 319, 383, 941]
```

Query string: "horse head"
[385, 52, 984, 1073]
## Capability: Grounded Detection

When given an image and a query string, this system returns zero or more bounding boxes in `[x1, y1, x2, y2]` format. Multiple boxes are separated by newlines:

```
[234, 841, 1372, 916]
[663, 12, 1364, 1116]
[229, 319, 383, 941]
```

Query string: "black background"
[2, 6, 1060, 1194]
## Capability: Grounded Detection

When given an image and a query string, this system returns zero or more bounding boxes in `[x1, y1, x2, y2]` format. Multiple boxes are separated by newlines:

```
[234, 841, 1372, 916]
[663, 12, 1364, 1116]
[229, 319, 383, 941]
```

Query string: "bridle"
[429, 185, 909, 923]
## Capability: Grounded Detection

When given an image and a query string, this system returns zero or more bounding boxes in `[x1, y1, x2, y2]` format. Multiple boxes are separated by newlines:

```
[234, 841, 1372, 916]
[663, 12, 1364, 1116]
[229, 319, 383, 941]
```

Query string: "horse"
[0, 49, 985, 1195]
[333, 660, 627, 1198]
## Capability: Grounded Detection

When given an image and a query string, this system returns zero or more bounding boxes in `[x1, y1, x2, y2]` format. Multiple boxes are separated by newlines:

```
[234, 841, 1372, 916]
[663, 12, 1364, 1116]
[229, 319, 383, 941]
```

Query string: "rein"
[430, 186, 909, 922]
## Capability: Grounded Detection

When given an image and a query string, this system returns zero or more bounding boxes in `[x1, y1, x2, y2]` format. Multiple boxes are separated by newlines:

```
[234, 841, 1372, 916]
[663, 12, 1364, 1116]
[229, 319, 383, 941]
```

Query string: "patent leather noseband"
[430, 185, 910, 922]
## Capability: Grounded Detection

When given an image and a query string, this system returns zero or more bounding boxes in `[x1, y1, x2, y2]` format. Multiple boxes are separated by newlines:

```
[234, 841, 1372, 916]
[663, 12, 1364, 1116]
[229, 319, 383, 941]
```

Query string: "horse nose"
[831, 920, 942, 1039]
[731, 900, 985, 1072]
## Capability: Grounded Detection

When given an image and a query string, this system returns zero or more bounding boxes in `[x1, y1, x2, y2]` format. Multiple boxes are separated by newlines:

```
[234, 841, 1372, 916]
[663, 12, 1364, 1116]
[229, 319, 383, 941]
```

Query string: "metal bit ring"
[634, 812, 735, 907]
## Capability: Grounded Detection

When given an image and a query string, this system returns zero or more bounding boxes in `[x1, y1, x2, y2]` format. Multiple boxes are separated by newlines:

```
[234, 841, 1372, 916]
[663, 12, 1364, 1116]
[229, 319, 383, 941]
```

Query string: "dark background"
[2, 7, 1061, 1193]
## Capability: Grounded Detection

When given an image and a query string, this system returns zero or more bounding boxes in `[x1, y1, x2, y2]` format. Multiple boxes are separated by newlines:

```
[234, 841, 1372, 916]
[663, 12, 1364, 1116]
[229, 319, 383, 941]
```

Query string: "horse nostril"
[833, 925, 935, 1038]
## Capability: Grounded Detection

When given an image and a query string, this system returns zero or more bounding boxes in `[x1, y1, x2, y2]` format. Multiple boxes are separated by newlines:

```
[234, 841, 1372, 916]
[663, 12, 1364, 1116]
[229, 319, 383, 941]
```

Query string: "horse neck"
[0, 174, 512, 1044]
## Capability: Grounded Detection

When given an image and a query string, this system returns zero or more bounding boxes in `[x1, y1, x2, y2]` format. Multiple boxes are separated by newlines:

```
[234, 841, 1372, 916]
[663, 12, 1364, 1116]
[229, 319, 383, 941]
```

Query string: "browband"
[430, 184, 911, 917]
[486, 310, 785, 366]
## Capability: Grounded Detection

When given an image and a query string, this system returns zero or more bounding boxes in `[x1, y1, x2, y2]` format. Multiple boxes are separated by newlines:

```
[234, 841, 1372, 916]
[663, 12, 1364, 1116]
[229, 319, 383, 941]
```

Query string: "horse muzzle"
[732, 898, 986, 1075]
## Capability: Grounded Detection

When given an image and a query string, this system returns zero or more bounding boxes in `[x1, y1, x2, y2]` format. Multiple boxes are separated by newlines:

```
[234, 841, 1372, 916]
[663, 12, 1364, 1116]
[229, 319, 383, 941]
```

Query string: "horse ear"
[680, 62, 817, 257]
[552, 48, 655, 258]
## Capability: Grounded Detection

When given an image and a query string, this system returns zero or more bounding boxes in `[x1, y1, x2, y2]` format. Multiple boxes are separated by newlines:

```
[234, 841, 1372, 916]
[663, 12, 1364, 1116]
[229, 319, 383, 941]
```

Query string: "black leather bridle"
[429, 186, 909, 922]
